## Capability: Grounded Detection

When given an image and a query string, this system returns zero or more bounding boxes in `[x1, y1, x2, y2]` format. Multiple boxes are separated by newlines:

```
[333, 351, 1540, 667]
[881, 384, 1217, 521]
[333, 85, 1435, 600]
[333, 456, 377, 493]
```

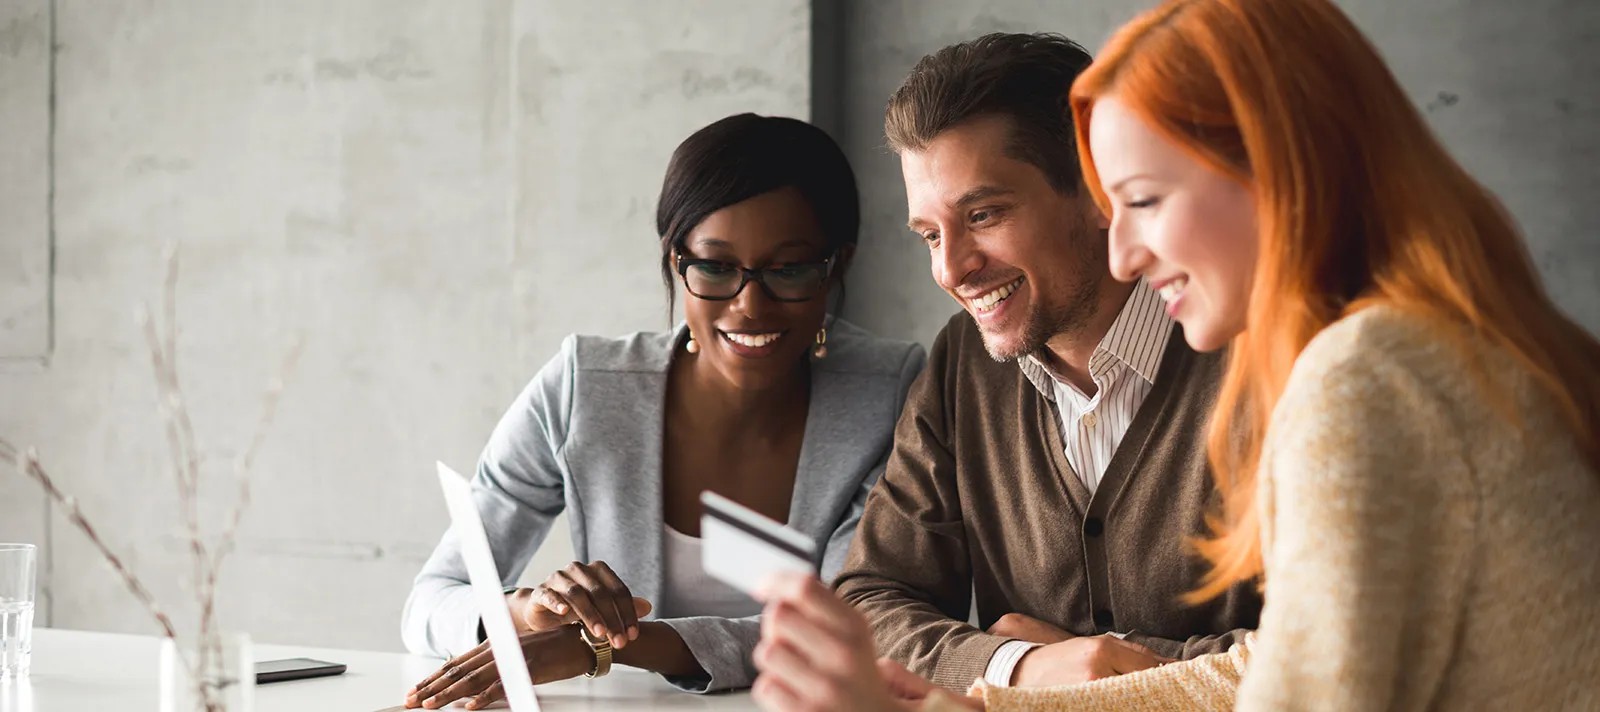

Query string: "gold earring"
[685, 332, 700, 354]
[812, 327, 828, 359]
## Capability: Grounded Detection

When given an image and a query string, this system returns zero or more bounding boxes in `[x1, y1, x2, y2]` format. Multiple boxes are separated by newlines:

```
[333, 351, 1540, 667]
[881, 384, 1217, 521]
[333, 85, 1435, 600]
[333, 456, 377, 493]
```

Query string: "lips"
[1152, 276, 1188, 304]
[721, 331, 781, 348]
[716, 328, 788, 358]
[968, 277, 1024, 314]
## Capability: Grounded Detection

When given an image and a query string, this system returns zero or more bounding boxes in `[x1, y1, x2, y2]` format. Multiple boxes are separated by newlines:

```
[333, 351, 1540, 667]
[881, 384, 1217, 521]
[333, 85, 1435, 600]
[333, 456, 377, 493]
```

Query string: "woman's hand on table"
[405, 624, 586, 710]
[406, 594, 650, 710]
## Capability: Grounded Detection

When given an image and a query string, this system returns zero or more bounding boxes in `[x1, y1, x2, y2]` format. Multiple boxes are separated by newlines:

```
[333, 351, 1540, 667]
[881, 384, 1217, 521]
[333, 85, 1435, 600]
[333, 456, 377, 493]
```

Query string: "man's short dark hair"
[885, 32, 1094, 194]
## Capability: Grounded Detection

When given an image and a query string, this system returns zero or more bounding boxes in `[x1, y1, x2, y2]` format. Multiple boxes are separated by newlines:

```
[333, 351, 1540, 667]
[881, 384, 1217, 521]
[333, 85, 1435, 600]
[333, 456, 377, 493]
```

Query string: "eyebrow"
[954, 185, 1017, 208]
[1105, 173, 1154, 195]
[906, 185, 1018, 230]
[685, 237, 822, 254]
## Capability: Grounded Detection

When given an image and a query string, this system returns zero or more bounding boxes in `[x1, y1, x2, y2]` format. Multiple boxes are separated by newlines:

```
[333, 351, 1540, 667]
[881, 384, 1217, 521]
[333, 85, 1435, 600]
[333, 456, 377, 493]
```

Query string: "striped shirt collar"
[1018, 279, 1175, 400]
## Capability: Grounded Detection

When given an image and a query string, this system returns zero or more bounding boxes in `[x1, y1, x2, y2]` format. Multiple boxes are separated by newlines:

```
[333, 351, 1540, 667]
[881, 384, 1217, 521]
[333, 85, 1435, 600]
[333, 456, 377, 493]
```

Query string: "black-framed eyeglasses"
[675, 250, 835, 302]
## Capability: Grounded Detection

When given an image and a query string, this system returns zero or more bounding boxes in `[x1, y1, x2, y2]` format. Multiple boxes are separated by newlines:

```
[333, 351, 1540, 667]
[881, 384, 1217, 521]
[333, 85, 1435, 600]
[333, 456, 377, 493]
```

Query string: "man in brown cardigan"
[832, 33, 1261, 692]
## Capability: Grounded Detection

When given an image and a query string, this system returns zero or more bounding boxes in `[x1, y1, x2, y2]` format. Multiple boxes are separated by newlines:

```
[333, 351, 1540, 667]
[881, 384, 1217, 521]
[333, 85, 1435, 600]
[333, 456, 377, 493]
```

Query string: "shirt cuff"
[982, 640, 1042, 687]
[1111, 631, 1129, 639]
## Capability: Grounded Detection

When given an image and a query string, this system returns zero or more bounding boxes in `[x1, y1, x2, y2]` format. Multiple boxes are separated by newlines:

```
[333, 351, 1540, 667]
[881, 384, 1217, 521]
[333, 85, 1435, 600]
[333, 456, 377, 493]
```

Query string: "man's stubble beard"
[980, 223, 1107, 363]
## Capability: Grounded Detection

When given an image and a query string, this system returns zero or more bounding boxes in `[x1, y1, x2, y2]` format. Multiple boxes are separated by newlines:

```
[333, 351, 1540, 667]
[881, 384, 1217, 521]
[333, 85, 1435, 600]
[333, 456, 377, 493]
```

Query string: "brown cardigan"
[834, 311, 1261, 691]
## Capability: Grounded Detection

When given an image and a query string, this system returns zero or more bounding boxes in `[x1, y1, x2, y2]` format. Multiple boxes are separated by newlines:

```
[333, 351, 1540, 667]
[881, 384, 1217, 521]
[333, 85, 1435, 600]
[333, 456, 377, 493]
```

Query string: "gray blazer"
[401, 317, 925, 692]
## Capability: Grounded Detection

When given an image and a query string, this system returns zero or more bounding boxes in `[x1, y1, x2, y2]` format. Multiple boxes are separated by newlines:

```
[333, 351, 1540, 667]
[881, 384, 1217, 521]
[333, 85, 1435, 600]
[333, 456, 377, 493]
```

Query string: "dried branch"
[162, 242, 178, 386]
[197, 336, 303, 656]
[162, 259, 204, 575]
[5, 436, 194, 691]
[9, 446, 186, 650]
[139, 310, 210, 598]
[144, 246, 224, 689]
[6, 243, 299, 711]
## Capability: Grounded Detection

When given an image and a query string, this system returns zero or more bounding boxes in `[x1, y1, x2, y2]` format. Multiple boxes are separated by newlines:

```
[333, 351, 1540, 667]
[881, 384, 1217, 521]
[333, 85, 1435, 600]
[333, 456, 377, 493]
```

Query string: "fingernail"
[595, 625, 608, 637]
[629, 626, 639, 640]
[555, 604, 566, 613]
[613, 635, 627, 648]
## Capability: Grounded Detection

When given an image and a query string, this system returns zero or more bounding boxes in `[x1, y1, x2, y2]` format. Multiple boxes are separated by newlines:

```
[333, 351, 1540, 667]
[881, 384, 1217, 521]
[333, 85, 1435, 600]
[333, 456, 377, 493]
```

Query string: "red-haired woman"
[748, 0, 1600, 710]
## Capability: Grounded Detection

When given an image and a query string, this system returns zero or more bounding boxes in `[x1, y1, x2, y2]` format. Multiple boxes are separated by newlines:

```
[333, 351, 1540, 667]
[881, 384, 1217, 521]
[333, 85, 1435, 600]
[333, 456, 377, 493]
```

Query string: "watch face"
[577, 624, 607, 649]
[574, 623, 612, 678]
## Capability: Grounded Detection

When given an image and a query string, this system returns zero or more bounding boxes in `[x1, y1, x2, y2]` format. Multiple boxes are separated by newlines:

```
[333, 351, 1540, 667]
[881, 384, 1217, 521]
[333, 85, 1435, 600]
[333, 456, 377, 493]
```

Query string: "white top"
[20, 628, 753, 711]
[985, 281, 1173, 688]
[660, 525, 764, 620]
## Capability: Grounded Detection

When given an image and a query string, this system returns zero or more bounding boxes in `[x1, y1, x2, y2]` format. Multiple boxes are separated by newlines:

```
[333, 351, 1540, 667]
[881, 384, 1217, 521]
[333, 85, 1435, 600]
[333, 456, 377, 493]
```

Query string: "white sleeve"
[983, 640, 1043, 687]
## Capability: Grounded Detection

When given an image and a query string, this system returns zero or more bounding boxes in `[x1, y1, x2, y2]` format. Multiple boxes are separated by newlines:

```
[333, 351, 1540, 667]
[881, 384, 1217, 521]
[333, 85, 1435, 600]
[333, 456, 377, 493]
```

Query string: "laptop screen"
[437, 461, 542, 712]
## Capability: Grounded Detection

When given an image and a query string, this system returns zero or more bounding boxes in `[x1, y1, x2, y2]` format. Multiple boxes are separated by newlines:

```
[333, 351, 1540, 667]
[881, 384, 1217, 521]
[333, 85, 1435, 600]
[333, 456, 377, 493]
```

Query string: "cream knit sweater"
[926, 307, 1600, 711]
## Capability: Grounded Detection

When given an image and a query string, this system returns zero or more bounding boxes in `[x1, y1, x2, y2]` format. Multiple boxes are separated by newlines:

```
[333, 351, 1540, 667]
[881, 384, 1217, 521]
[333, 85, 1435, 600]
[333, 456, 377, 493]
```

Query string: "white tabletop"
[1, 628, 756, 711]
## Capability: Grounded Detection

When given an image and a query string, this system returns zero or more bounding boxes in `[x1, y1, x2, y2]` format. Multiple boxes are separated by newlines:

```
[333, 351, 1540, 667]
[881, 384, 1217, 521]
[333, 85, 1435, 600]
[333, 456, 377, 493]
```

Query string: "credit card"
[699, 490, 820, 596]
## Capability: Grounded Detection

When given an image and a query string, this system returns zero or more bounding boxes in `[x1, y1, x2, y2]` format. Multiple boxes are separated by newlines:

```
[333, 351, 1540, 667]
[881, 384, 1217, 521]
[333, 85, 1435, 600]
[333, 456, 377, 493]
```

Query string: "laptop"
[436, 461, 542, 712]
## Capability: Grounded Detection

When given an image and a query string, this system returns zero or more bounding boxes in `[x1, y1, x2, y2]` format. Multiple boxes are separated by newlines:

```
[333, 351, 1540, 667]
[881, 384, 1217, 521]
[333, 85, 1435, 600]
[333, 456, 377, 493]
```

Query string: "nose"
[728, 273, 774, 317]
[1108, 212, 1153, 283]
[933, 229, 983, 292]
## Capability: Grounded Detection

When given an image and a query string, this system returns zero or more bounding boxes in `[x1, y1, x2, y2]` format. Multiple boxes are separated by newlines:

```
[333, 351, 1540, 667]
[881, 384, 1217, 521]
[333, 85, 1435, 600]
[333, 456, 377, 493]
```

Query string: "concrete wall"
[0, 0, 807, 651]
[0, 0, 53, 604]
[837, 0, 1600, 343]
[0, 0, 1592, 654]
[0, 0, 51, 360]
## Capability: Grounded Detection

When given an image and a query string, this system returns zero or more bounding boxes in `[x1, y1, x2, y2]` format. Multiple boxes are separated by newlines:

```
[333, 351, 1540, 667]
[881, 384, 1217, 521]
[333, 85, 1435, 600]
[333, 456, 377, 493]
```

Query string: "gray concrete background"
[0, 0, 51, 359]
[0, 0, 52, 602]
[0, 0, 1593, 652]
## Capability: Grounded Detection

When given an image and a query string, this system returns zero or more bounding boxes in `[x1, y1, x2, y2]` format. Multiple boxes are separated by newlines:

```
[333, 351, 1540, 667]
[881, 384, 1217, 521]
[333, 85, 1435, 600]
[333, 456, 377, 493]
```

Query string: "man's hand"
[1011, 634, 1172, 687]
[987, 613, 1073, 644]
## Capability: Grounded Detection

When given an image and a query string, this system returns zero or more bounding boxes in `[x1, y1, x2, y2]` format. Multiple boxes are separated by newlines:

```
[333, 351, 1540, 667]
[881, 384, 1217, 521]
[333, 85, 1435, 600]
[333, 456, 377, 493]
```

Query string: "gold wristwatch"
[574, 623, 613, 678]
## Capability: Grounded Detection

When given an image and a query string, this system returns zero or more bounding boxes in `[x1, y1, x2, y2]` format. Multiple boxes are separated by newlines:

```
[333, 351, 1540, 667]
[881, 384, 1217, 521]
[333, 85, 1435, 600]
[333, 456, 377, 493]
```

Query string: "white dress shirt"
[983, 280, 1174, 687]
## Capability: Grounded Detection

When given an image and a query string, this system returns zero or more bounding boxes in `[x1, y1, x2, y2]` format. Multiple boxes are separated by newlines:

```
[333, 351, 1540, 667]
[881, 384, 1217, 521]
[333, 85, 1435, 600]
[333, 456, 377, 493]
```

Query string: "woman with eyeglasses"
[400, 113, 926, 709]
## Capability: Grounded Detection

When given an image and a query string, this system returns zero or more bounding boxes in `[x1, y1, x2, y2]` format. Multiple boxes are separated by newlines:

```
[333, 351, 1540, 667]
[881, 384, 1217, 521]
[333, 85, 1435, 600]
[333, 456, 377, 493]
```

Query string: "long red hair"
[1069, 0, 1600, 601]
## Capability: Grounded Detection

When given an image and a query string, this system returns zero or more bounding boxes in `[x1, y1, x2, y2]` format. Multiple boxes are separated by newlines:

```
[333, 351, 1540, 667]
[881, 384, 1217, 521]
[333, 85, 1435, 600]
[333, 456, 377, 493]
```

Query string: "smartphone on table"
[255, 657, 347, 684]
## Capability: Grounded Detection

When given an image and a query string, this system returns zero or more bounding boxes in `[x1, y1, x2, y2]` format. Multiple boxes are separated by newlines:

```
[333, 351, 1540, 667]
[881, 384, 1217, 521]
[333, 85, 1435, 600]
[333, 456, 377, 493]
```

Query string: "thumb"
[632, 597, 653, 619]
[1108, 636, 1172, 662]
[1107, 642, 1168, 675]
[877, 658, 934, 700]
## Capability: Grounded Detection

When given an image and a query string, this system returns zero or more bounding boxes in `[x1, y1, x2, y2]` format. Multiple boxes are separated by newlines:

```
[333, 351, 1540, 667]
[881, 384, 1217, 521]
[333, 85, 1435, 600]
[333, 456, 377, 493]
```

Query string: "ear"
[831, 244, 857, 280]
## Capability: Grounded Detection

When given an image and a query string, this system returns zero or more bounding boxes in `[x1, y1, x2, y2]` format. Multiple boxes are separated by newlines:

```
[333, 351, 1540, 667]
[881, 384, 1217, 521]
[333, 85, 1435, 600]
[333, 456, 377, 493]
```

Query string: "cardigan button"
[1083, 517, 1104, 537]
[1093, 609, 1115, 628]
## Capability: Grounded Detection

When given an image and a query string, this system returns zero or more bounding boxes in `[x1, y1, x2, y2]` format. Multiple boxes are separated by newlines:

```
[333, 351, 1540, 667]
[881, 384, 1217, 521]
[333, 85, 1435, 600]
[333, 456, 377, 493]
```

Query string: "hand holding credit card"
[700, 490, 821, 595]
